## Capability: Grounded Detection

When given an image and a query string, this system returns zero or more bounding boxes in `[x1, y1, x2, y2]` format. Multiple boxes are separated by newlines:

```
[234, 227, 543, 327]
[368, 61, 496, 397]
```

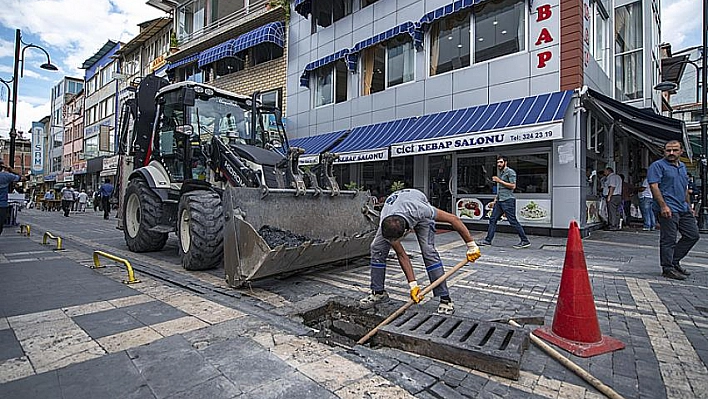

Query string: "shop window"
[213, 56, 245, 78]
[456, 153, 549, 195]
[614, 2, 643, 100]
[314, 60, 348, 107]
[312, 0, 351, 32]
[177, 0, 206, 40]
[178, 64, 204, 83]
[430, 10, 471, 76]
[251, 43, 284, 66]
[211, 0, 244, 24]
[474, 0, 526, 63]
[361, 35, 414, 95]
[591, 1, 611, 74]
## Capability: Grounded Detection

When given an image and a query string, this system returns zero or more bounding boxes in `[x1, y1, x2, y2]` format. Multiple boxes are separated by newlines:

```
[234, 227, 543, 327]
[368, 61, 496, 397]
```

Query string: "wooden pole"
[357, 258, 469, 345]
[509, 320, 624, 399]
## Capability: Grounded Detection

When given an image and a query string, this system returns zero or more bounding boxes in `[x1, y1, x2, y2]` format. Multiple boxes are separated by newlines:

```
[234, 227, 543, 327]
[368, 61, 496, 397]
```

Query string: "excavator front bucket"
[223, 187, 378, 287]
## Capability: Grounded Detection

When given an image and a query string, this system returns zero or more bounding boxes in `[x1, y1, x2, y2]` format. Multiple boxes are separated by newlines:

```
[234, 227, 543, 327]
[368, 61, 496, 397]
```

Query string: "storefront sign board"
[333, 149, 389, 164]
[455, 198, 552, 226]
[31, 122, 44, 174]
[391, 123, 562, 157]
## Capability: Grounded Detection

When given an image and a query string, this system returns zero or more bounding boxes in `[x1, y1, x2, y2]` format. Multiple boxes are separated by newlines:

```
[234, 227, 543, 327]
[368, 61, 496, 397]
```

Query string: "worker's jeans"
[484, 199, 528, 243]
[658, 211, 700, 272]
[640, 197, 655, 229]
[0, 206, 7, 235]
[369, 218, 449, 298]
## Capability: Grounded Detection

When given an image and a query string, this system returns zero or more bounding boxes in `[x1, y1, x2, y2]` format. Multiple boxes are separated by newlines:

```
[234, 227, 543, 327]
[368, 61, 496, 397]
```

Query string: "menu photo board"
[456, 197, 552, 226]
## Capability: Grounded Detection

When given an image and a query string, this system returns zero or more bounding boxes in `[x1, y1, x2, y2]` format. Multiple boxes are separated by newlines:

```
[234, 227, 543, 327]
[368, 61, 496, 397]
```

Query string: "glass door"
[428, 155, 453, 213]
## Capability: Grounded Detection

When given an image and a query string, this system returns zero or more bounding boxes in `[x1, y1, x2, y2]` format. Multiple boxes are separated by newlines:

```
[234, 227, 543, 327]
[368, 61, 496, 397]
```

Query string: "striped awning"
[346, 21, 417, 70]
[294, 0, 311, 17]
[166, 54, 198, 71]
[329, 90, 574, 161]
[300, 49, 350, 87]
[289, 130, 349, 164]
[414, 0, 487, 48]
[199, 21, 284, 69]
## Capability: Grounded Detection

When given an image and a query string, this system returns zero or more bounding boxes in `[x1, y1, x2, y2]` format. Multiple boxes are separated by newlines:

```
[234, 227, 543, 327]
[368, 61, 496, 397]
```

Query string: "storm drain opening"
[298, 298, 530, 380]
[300, 298, 391, 348]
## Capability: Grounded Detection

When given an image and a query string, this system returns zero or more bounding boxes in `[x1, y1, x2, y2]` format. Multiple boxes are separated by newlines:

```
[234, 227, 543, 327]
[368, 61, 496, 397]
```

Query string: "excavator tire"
[123, 178, 168, 252]
[178, 190, 223, 271]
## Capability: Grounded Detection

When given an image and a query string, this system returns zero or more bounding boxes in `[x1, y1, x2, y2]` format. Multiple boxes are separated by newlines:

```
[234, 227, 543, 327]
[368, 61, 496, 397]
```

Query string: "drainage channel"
[299, 298, 530, 379]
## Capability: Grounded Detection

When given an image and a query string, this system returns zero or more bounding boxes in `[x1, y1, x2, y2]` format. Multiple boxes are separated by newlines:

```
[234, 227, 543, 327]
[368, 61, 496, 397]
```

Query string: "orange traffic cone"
[533, 220, 625, 357]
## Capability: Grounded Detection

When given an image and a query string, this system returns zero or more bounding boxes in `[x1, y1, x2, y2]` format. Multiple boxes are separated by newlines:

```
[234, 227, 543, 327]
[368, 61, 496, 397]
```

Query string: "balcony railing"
[177, 0, 271, 44]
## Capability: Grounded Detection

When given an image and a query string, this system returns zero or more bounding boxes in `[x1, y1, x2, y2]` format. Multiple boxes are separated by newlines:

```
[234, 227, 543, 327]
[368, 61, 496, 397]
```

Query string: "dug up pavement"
[1, 209, 707, 399]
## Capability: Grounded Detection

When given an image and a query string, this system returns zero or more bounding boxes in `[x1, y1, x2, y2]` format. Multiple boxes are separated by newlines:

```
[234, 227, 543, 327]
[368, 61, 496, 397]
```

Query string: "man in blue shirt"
[99, 178, 114, 220]
[479, 155, 530, 249]
[647, 140, 700, 280]
[0, 160, 22, 235]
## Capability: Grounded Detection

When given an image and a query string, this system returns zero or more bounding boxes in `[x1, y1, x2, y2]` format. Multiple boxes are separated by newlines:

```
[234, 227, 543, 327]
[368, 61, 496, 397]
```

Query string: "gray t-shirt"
[381, 189, 435, 229]
[497, 167, 517, 201]
[606, 173, 622, 196]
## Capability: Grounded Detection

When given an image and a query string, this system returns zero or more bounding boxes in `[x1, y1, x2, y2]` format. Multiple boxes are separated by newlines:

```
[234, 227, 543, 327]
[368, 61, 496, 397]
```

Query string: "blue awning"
[294, 0, 311, 17]
[330, 118, 418, 163]
[414, 0, 486, 49]
[166, 54, 198, 71]
[329, 90, 574, 161]
[199, 21, 284, 69]
[346, 21, 417, 71]
[289, 130, 349, 164]
[300, 49, 350, 87]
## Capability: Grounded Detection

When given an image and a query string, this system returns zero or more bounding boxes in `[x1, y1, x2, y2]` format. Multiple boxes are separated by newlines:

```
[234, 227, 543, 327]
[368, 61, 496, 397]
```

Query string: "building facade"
[81, 40, 121, 189]
[148, 0, 289, 112]
[48, 77, 84, 178]
[285, 0, 682, 234]
[63, 90, 86, 189]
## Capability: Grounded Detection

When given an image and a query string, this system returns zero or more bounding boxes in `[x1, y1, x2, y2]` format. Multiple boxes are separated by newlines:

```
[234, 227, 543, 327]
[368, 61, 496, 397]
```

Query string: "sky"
[0, 0, 704, 139]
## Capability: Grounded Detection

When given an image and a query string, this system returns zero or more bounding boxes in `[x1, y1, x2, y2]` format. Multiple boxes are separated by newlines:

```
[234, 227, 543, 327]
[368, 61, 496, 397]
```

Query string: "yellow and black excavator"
[115, 75, 377, 287]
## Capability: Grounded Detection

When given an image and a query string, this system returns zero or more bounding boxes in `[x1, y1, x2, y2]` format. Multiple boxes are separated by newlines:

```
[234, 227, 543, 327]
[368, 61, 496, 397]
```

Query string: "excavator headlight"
[193, 86, 204, 93]
[204, 88, 215, 96]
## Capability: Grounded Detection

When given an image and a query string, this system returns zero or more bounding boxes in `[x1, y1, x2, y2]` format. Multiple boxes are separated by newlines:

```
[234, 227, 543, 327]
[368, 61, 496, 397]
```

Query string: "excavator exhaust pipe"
[223, 187, 378, 287]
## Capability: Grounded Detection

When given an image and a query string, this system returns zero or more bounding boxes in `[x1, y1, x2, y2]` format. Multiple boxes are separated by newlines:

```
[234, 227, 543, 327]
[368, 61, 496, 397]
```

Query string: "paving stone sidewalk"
[3, 210, 708, 398]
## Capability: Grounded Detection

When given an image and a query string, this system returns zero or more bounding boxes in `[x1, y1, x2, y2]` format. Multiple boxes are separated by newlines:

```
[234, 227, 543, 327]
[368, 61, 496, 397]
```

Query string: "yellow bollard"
[92, 250, 140, 284]
[17, 224, 30, 236]
[42, 232, 63, 250]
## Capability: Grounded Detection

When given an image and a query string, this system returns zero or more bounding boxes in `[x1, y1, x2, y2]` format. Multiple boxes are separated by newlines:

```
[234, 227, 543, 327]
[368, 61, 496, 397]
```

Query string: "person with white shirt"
[637, 168, 655, 231]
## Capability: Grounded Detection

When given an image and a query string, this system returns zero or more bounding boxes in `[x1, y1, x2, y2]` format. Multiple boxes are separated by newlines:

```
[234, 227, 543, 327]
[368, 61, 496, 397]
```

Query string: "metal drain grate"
[377, 311, 529, 379]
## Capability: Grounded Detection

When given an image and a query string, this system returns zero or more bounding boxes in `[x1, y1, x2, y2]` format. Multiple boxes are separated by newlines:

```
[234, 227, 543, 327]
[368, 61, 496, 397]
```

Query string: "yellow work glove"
[466, 241, 481, 262]
[409, 281, 424, 303]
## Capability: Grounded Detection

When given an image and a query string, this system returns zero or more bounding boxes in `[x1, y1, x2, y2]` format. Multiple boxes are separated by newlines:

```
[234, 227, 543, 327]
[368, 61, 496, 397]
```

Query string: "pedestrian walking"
[43, 190, 55, 211]
[0, 160, 22, 236]
[78, 189, 88, 212]
[648, 140, 700, 280]
[60, 184, 75, 217]
[637, 168, 656, 231]
[603, 167, 623, 230]
[479, 155, 531, 248]
[93, 190, 101, 212]
[99, 178, 114, 220]
[359, 188, 481, 315]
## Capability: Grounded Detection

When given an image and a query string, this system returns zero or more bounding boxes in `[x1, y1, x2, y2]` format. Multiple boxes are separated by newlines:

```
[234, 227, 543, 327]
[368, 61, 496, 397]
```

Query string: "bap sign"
[530, 2, 559, 72]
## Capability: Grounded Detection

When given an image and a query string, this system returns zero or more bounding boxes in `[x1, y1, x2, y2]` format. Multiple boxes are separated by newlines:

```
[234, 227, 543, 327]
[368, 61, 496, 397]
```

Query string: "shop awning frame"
[198, 21, 285, 69]
[289, 130, 349, 164]
[346, 21, 417, 70]
[166, 54, 199, 71]
[300, 49, 350, 87]
[329, 90, 573, 161]
[580, 87, 691, 158]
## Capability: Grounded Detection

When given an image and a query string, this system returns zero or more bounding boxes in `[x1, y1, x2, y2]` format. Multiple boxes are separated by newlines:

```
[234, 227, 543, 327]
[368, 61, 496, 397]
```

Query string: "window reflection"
[457, 154, 549, 195]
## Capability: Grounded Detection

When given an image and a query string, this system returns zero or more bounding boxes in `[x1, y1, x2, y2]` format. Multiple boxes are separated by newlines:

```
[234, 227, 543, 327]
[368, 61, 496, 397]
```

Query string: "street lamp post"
[3, 29, 58, 168]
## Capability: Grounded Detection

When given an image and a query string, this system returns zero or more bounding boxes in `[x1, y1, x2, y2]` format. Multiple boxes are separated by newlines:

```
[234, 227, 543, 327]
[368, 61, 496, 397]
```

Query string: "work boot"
[674, 264, 691, 276]
[359, 291, 389, 309]
[662, 269, 686, 280]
